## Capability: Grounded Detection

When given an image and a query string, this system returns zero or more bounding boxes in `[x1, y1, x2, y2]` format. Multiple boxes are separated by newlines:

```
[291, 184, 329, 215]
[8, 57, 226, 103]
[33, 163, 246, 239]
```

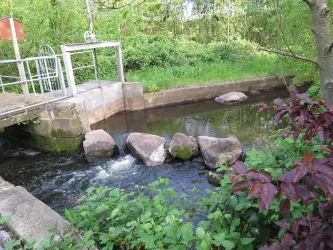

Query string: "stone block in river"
[198, 136, 242, 170]
[83, 129, 117, 162]
[126, 133, 167, 166]
[215, 92, 248, 104]
[169, 133, 199, 160]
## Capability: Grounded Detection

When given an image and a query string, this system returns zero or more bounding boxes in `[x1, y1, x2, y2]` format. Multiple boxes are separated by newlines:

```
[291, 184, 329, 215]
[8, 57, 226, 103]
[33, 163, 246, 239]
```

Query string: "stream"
[0, 87, 292, 213]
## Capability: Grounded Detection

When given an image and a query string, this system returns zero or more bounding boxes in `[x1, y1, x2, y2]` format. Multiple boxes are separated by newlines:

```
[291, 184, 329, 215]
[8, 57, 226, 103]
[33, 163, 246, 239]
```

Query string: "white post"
[61, 45, 77, 96]
[86, 0, 94, 33]
[9, 17, 29, 101]
[56, 57, 67, 96]
[115, 45, 125, 83]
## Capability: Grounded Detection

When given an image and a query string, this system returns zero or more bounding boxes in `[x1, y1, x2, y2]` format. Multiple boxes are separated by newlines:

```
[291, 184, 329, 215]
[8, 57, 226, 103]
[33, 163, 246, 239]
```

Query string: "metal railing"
[1, 55, 63, 98]
[0, 50, 97, 98]
[1, 41, 124, 118]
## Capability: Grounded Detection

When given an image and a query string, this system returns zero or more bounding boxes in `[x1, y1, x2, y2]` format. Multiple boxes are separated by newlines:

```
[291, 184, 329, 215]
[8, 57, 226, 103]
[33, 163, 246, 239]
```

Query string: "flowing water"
[0, 87, 293, 213]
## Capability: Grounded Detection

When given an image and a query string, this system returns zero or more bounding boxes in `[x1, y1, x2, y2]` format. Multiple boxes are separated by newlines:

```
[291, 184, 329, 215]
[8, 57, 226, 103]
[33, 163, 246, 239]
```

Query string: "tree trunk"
[304, 0, 333, 104]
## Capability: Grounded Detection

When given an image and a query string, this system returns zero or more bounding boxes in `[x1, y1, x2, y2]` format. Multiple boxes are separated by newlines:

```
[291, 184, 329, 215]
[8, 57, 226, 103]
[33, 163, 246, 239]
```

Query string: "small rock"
[215, 92, 248, 104]
[250, 90, 260, 95]
[206, 171, 223, 186]
[0, 230, 11, 246]
[83, 129, 117, 162]
[198, 136, 242, 170]
[192, 157, 204, 164]
[191, 179, 202, 184]
[198, 169, 206, 175]
[169, 133, 199, 160]
[126, 133, 167, 166]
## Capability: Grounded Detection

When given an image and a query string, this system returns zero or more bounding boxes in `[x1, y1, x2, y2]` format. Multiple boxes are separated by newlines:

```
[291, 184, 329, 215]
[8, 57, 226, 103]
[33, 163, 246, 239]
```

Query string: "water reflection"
[92, 88, 288, 148]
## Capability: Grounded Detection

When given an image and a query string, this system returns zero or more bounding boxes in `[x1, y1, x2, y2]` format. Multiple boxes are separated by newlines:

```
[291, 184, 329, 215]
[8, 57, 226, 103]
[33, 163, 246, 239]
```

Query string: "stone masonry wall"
[4, 97, 90, 152]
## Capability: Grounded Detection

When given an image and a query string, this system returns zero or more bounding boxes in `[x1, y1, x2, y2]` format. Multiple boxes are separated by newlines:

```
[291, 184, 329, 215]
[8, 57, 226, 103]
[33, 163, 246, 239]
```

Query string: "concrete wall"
[143, 75, 294, 109]
[78, 81, 125, 124]
[0, 177, 69, 246]
[123, 82, 145, 111]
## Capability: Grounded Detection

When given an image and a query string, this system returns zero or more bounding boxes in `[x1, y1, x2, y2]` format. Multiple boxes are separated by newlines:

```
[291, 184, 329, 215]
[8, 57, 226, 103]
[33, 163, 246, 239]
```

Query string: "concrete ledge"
[0, 109, 40, 128]
[0, 177, 70, 246]
[143, 75, 294, 109]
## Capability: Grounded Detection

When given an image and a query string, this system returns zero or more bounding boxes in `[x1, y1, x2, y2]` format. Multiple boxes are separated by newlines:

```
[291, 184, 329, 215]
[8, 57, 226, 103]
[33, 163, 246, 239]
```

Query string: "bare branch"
[259, 47, 318, 65]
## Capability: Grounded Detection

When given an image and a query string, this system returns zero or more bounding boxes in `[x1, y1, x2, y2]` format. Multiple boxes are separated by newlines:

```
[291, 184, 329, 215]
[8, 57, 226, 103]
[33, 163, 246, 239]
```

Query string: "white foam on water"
[106, 155, 136, 173]
[91, 155, 137, 183]
[94, 166, 110, 179]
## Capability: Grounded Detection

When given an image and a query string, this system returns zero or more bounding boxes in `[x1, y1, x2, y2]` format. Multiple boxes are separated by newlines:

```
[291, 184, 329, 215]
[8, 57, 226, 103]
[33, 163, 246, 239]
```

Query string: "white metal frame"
[61, 41, 125, 96]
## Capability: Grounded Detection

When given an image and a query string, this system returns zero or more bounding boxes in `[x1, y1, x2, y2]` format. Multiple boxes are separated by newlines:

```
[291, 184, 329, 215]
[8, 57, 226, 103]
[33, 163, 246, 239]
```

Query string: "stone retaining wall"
[143, 75, 294, 109]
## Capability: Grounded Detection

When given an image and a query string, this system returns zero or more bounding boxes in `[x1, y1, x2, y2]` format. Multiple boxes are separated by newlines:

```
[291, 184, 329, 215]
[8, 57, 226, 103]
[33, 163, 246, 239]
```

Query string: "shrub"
[120, 35, 259, 71]
[232, 87, 333, 249]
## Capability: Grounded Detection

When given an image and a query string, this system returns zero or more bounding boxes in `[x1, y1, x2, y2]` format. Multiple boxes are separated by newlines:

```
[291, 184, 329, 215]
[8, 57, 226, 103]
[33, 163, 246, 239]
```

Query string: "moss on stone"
[51, 128, 68, 138]
[4, 126, 83, 153]
[33, 134, 83, 153]
[171, 146, 193, 160]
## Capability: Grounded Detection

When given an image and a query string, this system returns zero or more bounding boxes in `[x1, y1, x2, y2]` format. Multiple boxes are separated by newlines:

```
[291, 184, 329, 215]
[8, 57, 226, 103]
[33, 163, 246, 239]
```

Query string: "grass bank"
[126, 55, 290, 92]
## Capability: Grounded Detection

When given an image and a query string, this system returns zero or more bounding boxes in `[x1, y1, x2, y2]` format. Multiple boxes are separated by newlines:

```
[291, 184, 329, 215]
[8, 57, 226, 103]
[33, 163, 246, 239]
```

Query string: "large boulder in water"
[215, 92, 248, 104]
[83, 129, 117, 162]
[169, 133, 199, 160]
[198, 136, 242, 170]
[126, 133, 167, 166]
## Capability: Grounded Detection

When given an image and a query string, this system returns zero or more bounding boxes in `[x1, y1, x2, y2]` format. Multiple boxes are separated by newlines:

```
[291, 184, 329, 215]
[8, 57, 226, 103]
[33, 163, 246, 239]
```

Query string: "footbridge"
[0, 41, 145, 151]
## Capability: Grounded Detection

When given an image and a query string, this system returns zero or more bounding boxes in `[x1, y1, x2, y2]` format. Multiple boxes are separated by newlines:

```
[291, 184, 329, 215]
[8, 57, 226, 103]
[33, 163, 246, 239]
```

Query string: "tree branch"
[259, 47, 318, 65]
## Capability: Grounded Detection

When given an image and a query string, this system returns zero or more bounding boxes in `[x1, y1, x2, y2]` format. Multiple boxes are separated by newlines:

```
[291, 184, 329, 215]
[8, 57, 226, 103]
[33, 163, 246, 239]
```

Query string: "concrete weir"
[1, 75, 293, 152]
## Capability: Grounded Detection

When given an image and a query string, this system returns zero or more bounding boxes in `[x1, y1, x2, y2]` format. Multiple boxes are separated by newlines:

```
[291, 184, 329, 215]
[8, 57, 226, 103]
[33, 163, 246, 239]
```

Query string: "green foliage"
[17, 118, 40, 126]
[0, 0, 325, 95]
[120, 36, 258, 71]
[56, 178, 261, 249]
[245, 131, 329, 177]
[307, 84, 321, 100]
[126, 55, 283, 92]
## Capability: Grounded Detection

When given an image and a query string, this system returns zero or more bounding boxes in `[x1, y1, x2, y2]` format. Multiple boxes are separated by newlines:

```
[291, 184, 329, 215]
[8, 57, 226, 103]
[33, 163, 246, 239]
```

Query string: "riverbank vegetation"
[1, 0, 329, 94]
[60, 90, 333, 250]
[1, 89, 332, 249]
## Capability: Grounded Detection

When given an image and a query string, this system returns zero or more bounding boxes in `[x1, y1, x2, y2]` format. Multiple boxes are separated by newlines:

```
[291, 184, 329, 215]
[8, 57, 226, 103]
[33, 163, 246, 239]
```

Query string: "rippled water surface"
[0, 87, 293, 213]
